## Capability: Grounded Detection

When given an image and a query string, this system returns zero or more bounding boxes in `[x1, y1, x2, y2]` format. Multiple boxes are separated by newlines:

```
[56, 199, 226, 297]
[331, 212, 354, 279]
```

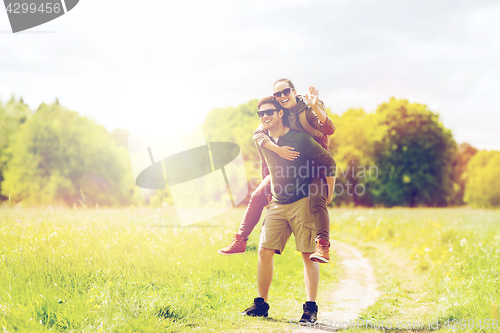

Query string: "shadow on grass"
[260, 316, 290, 324]
[287, 320, 341, 332]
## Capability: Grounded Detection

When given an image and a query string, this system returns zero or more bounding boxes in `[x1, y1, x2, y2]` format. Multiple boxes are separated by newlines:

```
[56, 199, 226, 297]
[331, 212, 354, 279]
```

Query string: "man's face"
[259, 103, 282, 131]
[273, 81, 298, 109]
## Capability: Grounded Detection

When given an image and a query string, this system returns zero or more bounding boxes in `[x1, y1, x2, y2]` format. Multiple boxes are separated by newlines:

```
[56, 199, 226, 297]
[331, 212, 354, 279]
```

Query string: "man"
[241, 96, 336, 323]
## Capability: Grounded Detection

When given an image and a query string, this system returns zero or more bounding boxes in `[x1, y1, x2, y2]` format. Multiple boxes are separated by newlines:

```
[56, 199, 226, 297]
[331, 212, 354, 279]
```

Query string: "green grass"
[0, 206, 337, 332]
[2, 206, 499, 332]
[329, 208, 500, 332]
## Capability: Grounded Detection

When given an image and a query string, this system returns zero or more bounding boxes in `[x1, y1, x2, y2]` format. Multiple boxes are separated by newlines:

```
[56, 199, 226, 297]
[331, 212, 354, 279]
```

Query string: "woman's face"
[273, 81, 297, 109]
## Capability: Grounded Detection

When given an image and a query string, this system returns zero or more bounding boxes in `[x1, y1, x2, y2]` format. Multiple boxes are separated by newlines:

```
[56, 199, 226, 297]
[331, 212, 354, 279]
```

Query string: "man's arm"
[301, 134, 336, 177]
[255, 142, 270, 180]
[300, 134, 336, 204]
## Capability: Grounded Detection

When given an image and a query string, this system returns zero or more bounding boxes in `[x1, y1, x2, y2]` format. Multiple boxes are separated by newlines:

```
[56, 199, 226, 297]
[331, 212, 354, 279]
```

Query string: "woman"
[218, 78, 336, 263]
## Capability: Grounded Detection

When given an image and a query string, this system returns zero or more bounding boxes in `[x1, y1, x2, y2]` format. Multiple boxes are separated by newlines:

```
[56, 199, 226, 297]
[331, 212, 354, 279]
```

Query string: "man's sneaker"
[309, 238, 330, 263]
[218, 234, 248, 255]
[299, 301, 318, 323]
[240, 297, 269, 317]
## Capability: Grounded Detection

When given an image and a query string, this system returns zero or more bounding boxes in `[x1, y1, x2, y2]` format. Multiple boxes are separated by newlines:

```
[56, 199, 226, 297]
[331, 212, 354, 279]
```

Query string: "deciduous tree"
[0, 97, 32, 201]
[1, 103, 134, 206]
[464, 150, 500, 207]
[371, 98, 456, 207]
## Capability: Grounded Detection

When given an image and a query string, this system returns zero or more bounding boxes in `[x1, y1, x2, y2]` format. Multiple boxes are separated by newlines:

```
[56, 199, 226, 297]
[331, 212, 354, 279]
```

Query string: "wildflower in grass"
[460, 238, 467, 247]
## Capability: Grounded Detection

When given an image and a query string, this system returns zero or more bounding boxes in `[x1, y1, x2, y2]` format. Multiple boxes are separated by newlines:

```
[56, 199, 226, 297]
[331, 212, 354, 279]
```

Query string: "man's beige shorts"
[259, 197, 316, 254]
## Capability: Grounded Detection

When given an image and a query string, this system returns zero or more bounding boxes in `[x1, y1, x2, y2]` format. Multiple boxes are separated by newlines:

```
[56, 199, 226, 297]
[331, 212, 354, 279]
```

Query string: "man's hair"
[257, 96, 282, 110]
[273, 78, 295, 90]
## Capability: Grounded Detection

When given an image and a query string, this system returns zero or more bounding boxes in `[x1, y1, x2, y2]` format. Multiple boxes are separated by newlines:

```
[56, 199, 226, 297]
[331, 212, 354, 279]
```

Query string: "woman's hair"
[281, 109, 290, 127]
[273, 78, 295, 90]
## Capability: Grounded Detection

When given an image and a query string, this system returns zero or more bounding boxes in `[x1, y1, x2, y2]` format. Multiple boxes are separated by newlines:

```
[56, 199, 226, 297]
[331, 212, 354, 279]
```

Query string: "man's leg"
[287, 197, 320, 323]
[299, 252, 320, 323]
[287, 197, 320, 294]
[241, 202, 290, 317]
[301, 252, 319, 301]
[258, 247, 275, 302]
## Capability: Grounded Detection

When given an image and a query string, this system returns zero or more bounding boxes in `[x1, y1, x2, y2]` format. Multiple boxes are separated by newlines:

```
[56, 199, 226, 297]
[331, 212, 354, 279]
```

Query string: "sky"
[1, 0, 499, 150]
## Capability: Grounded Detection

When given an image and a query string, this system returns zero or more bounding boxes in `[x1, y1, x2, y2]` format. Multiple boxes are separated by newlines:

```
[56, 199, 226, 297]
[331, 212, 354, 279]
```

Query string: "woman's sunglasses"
[257, 109, 279, 117]
[273, 87, 293, 99]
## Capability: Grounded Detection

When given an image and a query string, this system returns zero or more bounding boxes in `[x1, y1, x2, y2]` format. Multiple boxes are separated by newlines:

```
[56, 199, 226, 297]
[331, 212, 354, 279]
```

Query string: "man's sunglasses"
[273, 87, 293, 99]
[257, 109, 279, 117]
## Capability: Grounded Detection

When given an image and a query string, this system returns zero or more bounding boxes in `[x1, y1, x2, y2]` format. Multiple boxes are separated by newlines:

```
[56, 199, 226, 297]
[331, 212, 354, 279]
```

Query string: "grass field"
[0, 206, 337, 332]
[330, 208, 500, 332]
[1, 206, 499, 332]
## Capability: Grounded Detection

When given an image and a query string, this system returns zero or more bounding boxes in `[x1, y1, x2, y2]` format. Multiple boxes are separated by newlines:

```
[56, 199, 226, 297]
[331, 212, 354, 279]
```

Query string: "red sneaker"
[309, 239, 330, 263]
[218, 234, 248, 255]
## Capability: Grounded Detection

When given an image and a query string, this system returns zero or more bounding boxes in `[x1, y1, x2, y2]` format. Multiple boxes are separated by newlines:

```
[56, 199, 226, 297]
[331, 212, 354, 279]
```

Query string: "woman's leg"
[238, 175, 272, 238]
[308, 176, 330, 263]
[309, 176, 330, 241]
[218, 175, 271, 255]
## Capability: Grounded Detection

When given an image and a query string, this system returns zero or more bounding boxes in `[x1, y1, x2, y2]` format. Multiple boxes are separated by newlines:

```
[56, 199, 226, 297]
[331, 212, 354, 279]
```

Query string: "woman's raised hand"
[305, 86, 319, 109]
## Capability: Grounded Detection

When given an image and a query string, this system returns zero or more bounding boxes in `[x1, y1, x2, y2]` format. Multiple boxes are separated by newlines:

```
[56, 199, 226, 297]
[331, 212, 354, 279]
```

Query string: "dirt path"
[293, 240, 381, 332]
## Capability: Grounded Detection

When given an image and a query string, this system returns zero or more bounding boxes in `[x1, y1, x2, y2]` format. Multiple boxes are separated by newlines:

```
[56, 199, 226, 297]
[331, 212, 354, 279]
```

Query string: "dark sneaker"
[309, 238, 330, 263]
[299, 301, 318, 323]
[240, 297, 269, 317]
[218, 234, 248, 255]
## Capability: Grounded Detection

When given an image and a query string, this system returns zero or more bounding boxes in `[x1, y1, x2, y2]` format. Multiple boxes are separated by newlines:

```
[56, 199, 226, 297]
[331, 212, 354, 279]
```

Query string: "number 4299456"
[6, 3, 62, 14]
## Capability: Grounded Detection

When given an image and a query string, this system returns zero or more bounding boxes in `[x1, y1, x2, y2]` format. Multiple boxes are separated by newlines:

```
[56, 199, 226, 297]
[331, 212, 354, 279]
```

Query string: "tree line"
[0, 96, 498, 208]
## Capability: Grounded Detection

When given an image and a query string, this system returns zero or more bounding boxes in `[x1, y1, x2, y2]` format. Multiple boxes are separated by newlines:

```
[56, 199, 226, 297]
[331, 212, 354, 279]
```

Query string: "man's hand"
[277, 146, 300, 161]
[305, 86, 319, 110]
